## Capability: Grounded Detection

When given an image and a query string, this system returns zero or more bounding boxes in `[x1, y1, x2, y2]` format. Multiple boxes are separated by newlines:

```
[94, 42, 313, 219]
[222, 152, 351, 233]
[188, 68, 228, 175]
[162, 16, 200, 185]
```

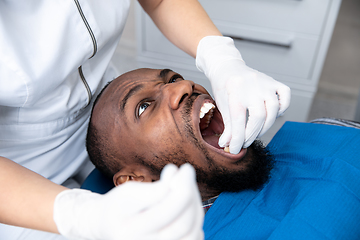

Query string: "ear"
[113, 168, 152, 186]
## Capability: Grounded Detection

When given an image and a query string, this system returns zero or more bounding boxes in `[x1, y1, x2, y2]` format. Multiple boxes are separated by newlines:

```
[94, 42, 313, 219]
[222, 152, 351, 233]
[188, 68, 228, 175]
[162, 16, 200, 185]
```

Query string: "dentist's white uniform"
[0, 0, 130, 239]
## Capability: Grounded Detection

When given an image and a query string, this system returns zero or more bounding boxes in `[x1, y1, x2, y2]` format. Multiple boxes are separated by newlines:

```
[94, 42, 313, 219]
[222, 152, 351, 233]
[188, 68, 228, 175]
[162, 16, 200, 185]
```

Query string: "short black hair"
[86, 81, 118, 179]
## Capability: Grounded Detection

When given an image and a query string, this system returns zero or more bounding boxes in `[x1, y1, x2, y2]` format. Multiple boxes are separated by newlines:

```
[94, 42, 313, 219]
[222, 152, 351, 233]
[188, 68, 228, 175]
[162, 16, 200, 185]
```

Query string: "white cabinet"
[135, 0, 342, 144]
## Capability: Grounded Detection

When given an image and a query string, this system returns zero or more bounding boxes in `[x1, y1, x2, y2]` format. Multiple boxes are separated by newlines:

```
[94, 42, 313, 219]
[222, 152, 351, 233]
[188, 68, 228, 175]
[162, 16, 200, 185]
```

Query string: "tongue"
[202, 134, 221, 149]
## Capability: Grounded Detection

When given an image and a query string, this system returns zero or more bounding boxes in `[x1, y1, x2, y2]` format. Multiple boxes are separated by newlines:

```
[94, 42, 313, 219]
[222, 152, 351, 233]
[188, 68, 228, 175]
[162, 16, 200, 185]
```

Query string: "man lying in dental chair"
[85, 68, 360, 240]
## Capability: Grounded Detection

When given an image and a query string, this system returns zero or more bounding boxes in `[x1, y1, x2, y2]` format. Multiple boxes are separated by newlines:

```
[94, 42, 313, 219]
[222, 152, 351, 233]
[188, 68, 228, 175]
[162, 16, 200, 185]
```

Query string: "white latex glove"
[54, 164, 204, 240]
[196, 36, 291, 154]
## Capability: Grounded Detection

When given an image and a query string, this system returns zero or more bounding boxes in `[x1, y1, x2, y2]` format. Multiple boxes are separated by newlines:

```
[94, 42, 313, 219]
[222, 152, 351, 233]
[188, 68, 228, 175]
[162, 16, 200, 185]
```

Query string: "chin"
[196, 140, 275, 194]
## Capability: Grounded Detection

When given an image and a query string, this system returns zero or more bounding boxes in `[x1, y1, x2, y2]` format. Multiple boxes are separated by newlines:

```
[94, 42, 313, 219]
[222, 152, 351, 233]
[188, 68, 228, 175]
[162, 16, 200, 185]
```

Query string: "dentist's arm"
[0, 157, 204, 240]
[0, 156, 64, 234]
[139, 0, 291, 153]
[138, 0, 220, 57]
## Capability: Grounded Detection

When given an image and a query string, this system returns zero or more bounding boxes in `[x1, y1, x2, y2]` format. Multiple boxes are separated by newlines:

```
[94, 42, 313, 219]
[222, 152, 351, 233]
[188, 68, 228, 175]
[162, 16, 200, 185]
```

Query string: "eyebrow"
[159, 69, 172, 79]
[120, 84, 144, 111]
[120, 69, 173, 112]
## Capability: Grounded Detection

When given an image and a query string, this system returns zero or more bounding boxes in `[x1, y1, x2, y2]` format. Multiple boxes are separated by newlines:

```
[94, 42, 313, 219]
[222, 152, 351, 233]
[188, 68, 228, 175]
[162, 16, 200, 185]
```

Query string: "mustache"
[183, 92, 200, 115]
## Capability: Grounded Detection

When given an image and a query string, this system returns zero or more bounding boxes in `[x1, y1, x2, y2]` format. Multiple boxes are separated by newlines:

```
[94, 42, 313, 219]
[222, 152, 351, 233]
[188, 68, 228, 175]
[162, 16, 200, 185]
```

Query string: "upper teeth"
[200, 102, 215, 119]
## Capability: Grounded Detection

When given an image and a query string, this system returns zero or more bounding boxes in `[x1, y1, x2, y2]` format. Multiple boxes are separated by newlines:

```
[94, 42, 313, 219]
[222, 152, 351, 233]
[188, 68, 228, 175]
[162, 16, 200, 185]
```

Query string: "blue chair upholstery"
[81, 168, 114, 194]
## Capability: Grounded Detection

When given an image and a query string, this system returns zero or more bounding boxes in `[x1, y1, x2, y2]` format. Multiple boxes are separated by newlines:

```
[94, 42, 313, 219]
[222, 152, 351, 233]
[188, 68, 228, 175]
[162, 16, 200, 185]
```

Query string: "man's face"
[92, 68, 272, 199]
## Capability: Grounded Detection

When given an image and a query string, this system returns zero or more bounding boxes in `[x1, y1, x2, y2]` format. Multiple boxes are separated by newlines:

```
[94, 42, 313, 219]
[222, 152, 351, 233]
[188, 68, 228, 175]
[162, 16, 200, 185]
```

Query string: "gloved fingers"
[106, 180, 169, 215]
[276, 85, 291, 116]
[215, 98, 232, 148]
[178, 198, 204, 240]
[134, 164, 202, 235]
[243, 102, 266, 149]
[218, 126, 231, 149]
[160, 163, 179, 182]
[182, 222, 204, 240]
[154, 194, 204, 240]
[135, 185, 201, 238]
[144, 203, 203, 240]
[104, 166, 201, 240]
[165, 165, 203, 239]
[257, 96, 280, 138]
[227, 93, 247, 154]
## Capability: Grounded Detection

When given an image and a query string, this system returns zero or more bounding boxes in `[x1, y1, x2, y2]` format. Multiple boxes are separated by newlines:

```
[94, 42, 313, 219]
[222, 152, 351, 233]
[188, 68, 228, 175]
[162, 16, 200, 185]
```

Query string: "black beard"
[195, 140, 274, 193]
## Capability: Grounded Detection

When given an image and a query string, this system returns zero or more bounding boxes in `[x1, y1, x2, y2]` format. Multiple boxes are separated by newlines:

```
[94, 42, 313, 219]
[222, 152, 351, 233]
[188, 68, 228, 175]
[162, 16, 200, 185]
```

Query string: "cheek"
[145, 134, 178, 154]
[195, 84, 210, 95]
[143, 121, 183, 145]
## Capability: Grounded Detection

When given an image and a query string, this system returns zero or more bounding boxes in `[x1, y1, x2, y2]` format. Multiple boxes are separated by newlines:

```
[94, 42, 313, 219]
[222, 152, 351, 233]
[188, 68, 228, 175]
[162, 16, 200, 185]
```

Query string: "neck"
[198, 183, 221, 202]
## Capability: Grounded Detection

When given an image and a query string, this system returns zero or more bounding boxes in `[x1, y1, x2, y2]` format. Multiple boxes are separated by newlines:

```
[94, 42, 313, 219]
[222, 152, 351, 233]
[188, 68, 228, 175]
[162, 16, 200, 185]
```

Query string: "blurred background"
[112, 0, 360, 141]
[306, 0, 360, 121]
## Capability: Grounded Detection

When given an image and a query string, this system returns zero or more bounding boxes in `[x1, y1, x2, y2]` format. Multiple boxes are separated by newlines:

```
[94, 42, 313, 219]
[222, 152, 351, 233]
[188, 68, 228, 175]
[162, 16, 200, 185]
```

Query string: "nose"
[164, 80, 195, 110]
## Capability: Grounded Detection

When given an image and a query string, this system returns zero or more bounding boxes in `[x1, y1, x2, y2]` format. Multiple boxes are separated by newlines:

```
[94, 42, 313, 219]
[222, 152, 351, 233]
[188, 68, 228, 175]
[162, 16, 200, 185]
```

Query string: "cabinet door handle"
[224, 32, 294, 48]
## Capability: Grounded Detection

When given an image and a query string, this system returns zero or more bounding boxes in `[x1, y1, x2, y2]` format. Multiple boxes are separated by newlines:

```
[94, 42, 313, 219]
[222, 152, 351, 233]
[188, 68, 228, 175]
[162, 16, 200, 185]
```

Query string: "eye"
[138, 101, 151, 117]
[168, 74, 183, 83]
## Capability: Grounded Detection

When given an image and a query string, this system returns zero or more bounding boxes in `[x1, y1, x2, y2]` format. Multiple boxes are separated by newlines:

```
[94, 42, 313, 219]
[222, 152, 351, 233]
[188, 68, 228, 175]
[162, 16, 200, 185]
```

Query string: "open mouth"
[190, 94, 247, 160]
[198, 101, 229, 152]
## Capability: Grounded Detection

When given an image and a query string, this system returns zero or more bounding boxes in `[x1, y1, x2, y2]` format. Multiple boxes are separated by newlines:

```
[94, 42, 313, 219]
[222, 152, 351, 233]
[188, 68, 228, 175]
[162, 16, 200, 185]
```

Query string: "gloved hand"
[196, 36, 291, 154]
[54, 164, 204, 240]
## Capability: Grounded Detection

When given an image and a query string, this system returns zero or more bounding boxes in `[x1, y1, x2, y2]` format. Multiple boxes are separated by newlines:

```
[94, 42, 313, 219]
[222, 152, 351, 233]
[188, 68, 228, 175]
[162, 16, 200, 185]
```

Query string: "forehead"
[92, 68, 173, 124]
[107, 68, 172, 102]
[94, 69, 159, 108]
